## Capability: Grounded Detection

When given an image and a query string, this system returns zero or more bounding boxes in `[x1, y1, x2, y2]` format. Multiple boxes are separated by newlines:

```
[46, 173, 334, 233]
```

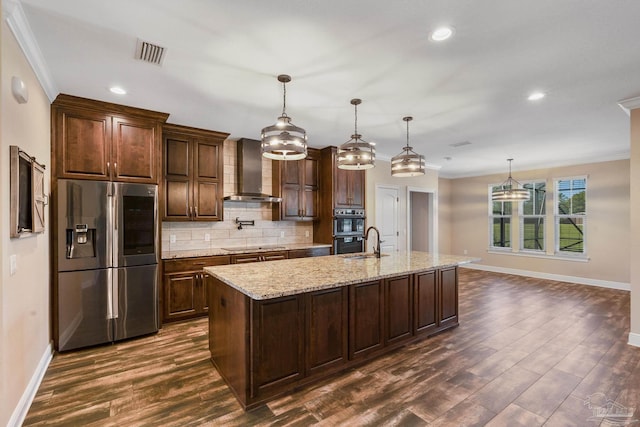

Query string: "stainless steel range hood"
[223, 138, 282, 203]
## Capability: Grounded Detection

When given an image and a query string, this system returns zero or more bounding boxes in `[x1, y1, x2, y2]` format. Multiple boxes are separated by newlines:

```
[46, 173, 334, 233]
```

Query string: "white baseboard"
[461, 263, 630, 291]
[629, 332, 640, 348]
[8, 341, 53, 427]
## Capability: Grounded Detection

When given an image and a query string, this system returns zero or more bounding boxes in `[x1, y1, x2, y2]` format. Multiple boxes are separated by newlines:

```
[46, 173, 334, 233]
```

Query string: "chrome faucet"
[364, 226, 382, 258]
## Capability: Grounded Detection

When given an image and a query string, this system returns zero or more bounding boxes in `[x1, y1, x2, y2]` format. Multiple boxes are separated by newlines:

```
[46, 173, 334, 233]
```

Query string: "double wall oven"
[333, 208, 365, 254]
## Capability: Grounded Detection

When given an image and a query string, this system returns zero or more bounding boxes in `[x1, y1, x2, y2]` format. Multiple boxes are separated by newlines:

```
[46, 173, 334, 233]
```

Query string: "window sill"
[487, 249, 589, 263]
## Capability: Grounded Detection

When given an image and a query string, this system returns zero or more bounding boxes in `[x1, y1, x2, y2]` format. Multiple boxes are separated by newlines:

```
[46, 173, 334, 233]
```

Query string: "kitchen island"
[204, 251, 478, 410]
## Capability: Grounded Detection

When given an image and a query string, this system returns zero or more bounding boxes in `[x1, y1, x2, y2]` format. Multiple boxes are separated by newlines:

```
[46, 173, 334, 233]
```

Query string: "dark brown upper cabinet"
[272, 148, 320, 221]
[51, 94, 169, 184]
[162, 123, 228, 221]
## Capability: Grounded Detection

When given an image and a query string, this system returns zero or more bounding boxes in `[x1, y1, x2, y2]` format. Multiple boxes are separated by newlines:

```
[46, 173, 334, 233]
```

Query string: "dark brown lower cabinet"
[306, 287, 348, 375]
[208, 266, 459, 410]
[163, 255, 230, 322]
[252, 295, 305, 396]
[349, 280, 384, 360]
[414, 270, 438, 336]
[385, 275, 413, 345]
[439, 266, 459, 329]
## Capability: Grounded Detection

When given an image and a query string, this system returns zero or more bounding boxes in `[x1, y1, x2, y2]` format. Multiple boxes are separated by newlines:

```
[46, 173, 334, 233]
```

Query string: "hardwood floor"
[24, 269, 640, 426]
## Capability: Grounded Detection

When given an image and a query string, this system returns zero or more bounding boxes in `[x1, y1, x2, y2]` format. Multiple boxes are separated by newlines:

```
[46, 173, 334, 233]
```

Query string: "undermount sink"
[341, 253, 390, 260]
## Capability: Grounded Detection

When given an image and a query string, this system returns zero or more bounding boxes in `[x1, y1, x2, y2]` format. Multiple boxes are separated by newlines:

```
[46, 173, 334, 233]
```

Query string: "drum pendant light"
[491, 159, 530, 201]
[337, 98, 375, 170]
[261, 74, 307, 160]
[391, 116, 425, 177]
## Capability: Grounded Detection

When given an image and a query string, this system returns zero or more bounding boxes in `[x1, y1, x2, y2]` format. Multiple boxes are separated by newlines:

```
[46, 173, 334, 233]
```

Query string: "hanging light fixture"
[261, 74, 307, 160]
[391, 116, 425, 177]
[337, 98, 375, 170]
[491, 159, 530, 201]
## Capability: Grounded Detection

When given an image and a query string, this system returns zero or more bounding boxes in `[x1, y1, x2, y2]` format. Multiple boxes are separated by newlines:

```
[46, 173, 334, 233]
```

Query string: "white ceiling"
[13, 0, 640, 178]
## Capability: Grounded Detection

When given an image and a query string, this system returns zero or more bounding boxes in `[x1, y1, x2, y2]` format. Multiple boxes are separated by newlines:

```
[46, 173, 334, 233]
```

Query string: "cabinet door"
[414, 270, 438, 336]
[164, 272, 198, 321]
[306, 287, 348, 375]
[112, 116, 159, 183]
[334, 167, 351, 207]
[349, 169, 365, 208]
[439, 267, 459, 330]
[193, 139, 223, 220]
[163, 134, 192, 220]
[349, 280, 384, 360]
[54, 107, 111, 180]
[385, 275, 413, 345]
[302, 153, 320, 219]
[252, 295, 305, 397]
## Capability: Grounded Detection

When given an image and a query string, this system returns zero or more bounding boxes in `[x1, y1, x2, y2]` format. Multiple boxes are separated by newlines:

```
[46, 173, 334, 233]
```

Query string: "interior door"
[375, 186, 399, 252]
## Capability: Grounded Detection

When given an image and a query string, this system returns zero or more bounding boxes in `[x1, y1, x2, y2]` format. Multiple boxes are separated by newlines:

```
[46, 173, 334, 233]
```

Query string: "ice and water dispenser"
[66, 223, 96, 259]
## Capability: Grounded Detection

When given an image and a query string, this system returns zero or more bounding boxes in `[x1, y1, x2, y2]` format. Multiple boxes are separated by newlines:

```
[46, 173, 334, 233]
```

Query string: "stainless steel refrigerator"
[56, 179, 159, 351]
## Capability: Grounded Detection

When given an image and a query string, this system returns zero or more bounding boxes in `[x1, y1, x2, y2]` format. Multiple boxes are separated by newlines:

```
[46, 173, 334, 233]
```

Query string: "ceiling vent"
[135, 39, 166, 66]
[449, 141, 471, 148]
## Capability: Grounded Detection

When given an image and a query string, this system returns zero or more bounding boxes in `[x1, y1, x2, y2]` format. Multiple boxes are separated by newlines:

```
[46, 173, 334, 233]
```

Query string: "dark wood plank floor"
[24, 269, 640, 426]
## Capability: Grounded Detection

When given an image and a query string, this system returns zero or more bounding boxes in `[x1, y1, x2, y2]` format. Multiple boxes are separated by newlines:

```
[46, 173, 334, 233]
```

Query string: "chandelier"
[491, 159, 530, 201]
[261, 74, 307, 160]
[337, 98, 375, 170]
[391, 116, 425, 177]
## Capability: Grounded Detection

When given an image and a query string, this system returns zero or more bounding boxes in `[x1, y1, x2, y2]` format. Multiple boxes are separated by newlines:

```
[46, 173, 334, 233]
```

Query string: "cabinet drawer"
[232, 251, 288, 264]
[163, 255, 230, 273]
[288, 247, 331, 259]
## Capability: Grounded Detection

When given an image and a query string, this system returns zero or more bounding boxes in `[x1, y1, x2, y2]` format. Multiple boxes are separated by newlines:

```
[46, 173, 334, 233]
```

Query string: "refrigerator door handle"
[112, 270, 119, 319]
[107, 268, 114, 319]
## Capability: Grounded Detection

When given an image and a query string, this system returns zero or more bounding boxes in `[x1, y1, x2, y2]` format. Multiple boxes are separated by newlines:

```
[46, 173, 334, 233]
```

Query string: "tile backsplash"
[161, 139, 313, 252]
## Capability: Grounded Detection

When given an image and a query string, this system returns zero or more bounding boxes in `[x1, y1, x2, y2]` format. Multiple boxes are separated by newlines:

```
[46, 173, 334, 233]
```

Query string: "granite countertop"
[204, 251, 479, 300]
[161, 243, 332, 260]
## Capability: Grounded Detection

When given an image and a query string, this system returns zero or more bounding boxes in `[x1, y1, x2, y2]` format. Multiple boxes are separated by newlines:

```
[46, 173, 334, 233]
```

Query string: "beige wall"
[438, 177, 452, 254]
[449, 159, 630, 285]
[1, 18, 52, 427]
[365, 159, 439, 252]
[630, 109, 640, 339]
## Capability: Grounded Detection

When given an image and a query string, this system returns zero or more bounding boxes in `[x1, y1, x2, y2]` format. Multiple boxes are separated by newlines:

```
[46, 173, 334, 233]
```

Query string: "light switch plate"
[10, 254, 17, 276]
[280, 231, 285, 238]
[205, 233, 210, 242]
[170, 234, 176, 243]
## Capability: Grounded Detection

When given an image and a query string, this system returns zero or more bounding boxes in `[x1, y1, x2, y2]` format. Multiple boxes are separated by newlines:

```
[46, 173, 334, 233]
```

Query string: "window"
[489, 185, 512, 249]
[555, 177, 586, 255]
[520, 181, 546, 251]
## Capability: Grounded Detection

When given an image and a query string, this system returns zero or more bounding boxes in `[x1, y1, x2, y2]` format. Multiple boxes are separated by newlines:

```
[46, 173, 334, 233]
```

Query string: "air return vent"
[135, 39, 166, 66]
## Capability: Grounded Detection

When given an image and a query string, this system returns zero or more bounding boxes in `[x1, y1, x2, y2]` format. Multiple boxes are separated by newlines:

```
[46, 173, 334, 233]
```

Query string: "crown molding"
[618, 96, 640, 116]
[4, 0, 58, 102]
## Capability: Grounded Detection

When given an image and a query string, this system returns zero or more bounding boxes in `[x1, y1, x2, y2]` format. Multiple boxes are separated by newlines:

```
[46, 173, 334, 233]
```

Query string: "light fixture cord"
[281, 80, 287, 117]
[354, 102, 358, 136]
[406, 119, 410, 149]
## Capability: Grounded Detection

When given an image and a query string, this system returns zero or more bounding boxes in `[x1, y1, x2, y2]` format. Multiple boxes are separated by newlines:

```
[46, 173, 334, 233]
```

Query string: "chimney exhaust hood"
[223, 138, 282, 203]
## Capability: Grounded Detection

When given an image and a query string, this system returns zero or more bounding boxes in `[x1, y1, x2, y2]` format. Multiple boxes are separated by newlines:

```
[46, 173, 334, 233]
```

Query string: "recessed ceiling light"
[430, 26, 454, 42]
[109, 86, 127, 95]
[528, 91, 545, 101]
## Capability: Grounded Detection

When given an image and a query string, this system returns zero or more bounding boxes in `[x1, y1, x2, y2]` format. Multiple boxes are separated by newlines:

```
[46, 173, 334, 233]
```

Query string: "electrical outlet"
[170, 234, 176, 243]
[463, 249, 468, 255]
[305, 230, 310, 238]
[280, 231, 285, 238]
[205, 233, 211, 242]
[10, 254, 17, 276]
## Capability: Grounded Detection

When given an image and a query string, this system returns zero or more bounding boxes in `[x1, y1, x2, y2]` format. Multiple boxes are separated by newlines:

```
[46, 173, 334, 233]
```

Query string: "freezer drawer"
[114, 264, 159, 341]
[57, 270, 113, 351]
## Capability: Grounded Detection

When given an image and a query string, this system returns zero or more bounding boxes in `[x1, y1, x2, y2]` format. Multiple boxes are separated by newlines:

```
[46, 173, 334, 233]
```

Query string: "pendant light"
[491, 159, 530, 201]
[261, 74, 307, 160]
[337, 98, 375, 170]
[391, 116, 425, 177]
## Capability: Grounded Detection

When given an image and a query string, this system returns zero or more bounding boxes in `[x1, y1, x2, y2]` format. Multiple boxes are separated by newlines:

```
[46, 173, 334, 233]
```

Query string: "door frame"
[406, 186, 437, 253]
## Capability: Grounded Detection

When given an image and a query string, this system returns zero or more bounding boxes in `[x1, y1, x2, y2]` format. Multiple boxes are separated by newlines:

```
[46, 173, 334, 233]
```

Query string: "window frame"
[554, 176, 587, 257]
[519, 180, 546, 253]
[488, 184, 512, 250]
